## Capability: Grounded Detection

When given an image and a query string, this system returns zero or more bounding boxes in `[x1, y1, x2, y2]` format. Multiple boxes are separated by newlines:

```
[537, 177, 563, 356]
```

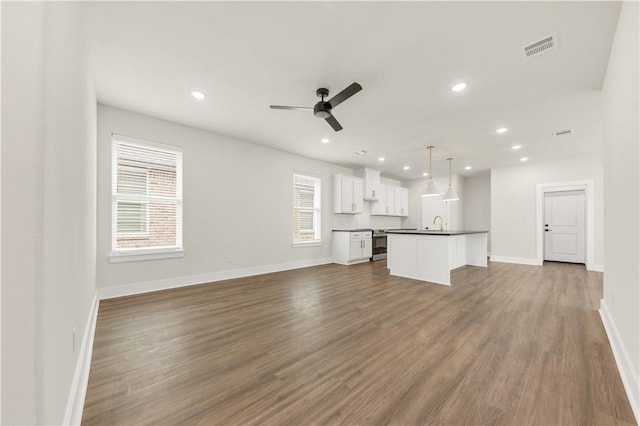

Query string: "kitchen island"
[386, 230, 488, 285]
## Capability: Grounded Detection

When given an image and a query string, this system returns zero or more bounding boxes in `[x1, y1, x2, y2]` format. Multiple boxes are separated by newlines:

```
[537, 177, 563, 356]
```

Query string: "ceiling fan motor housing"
[314, 101, 332, 118]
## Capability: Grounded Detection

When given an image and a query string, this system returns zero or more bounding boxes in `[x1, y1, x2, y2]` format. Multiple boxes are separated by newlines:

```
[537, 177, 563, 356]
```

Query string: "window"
[293, 173, 321, 245]
[111, 134, 183, 261]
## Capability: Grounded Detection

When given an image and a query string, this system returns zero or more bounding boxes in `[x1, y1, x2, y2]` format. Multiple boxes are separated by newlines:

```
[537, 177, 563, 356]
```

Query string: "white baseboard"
[489, 255, 541, 266]
[98, 257, 333, 300]
[63, 294, 99, 425]
[589, 263, 604, 272]
[599, 299, 639, 424]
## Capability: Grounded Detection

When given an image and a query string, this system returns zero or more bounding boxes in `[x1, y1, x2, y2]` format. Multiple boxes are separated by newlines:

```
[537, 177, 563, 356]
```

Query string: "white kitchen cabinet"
[370, 185, 408, 216]
[394, 187, 409, 217]
[354, 168, 381, 200]
[332, 231, 372, 265]
[333, 174, 364, 214]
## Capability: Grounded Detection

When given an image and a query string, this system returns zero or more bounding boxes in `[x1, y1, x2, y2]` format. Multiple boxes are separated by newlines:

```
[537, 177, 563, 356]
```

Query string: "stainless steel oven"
[372, 230, 387, 261]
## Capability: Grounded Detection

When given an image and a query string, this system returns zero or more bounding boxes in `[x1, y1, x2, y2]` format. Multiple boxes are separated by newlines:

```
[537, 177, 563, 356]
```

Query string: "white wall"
[601, 1, 639, 418]
[97, 105, 365, 292]
[2, 4, 44, 422]
[2, 2, 97, 424]
[463, 173, 491, 252]
[490, 155, 604, 265]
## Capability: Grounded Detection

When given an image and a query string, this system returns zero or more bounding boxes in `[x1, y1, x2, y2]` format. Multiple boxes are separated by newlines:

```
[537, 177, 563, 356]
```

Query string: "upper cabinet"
[370, 185, 408, 217]
[395, 186, 409, 217]
[333, 174, 364, 214]
[354, 168, 381, 200]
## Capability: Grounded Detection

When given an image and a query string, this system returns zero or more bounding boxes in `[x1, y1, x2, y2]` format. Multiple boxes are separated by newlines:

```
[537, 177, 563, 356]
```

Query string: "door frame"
[535, 180, 596, 270]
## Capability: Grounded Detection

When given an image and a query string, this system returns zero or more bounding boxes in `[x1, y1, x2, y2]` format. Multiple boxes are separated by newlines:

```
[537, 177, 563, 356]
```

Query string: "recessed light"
[511, 145, 522, 150]
[451, 82, 467, 92]
[191, 90, 206, 100]
[465, 166, 472, 170]
[496, 127, 508, 134]
[423, 172, 428, 177]
[403, 165, 410, 170]
[378, 157, 385, 162]
[520, 157, 529, 162]
[321, 138, 330, 144]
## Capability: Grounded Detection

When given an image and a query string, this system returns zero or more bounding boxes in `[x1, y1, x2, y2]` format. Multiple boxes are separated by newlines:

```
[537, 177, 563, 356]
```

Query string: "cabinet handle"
[372, 190, 376, 197]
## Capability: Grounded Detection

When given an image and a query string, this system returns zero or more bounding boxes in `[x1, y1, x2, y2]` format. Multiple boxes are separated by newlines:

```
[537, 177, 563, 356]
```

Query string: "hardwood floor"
[82, 261, 636, 425]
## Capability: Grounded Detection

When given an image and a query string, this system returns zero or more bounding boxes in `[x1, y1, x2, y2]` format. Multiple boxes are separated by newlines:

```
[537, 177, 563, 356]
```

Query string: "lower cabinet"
[332, 231, 372, 265]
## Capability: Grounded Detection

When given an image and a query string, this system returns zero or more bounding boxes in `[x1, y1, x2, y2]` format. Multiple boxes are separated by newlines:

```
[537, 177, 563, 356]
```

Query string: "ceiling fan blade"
[325, 114, 343, 132]
[327, 82, 362, 108]
[270, 105, 313, 111]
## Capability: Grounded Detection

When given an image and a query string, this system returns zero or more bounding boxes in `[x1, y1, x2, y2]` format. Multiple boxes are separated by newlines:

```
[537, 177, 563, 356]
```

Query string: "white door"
[353, 178, 364, 213]
[385, 186, 395, 215]
[362, 237, 372, 258]
[544, 190, 585, 263]
[341, 176, 355, 212]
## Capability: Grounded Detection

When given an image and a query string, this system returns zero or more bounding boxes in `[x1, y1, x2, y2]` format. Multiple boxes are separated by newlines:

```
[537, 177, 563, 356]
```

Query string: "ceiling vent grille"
[523, 33, 558, 59]
[553, 129, 572, 136]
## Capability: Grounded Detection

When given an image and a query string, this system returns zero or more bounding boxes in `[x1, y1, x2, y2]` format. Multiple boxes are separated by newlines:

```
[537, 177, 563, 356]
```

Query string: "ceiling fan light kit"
[269, 82, 363, 132]
[421, 145, 441, 197]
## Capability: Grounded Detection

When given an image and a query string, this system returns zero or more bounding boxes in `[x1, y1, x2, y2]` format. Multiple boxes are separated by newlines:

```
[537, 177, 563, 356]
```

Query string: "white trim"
[599, 299, 640, 423]
[490, 255, 541, 266]
[292, 240, 322, 248]
[536, 180, 594, 269]
[589, 263, 604, 272]
[98, 257, 332, 300]
[63, 295, 99, 426]
[112, 133, 182, 154]
[109, 249, 185, 263]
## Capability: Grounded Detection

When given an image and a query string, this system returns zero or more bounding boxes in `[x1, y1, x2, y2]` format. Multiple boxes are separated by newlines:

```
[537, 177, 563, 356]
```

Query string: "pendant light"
[421, 146, 441, 197]
[442, 157, 459, 201]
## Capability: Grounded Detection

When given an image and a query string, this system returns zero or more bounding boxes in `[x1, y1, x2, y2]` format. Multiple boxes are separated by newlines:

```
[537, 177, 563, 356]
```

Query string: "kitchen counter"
[385, 229, 488, 236]
[387, 231, 488, 285]
[332, 228, 372, 232]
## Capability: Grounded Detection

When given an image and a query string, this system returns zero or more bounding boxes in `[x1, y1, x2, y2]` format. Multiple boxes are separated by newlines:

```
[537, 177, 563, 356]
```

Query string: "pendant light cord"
[427, 146, 434, 182]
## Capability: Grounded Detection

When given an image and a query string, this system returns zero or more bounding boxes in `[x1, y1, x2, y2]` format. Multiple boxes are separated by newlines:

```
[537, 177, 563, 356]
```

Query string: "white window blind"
[293, 173, 321, 243]
[112, 134, 183, 255]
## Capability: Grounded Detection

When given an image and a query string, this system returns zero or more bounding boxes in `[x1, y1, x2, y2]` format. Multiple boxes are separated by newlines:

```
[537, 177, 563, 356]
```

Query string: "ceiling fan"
[270, 82, 363, 132]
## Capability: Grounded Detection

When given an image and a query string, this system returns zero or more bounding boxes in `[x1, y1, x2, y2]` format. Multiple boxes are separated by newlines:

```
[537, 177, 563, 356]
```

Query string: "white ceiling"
[85, 1, 620, 180]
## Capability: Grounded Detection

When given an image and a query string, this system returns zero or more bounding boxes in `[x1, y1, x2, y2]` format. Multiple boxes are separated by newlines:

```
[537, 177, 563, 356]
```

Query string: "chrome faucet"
[433, 216, 443, 231]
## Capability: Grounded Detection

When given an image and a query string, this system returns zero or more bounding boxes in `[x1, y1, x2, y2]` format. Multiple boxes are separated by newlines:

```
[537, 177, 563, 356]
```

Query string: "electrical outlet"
[72, 326, 77, 352]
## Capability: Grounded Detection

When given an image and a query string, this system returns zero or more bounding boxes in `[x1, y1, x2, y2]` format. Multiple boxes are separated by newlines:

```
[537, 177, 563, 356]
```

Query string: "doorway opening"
[536, 180, 597, 270]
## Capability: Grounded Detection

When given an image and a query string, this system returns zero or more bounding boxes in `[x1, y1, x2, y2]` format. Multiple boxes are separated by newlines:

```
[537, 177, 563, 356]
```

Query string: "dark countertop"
[332, 228, 372, 232]
[385, 229, 488, 236]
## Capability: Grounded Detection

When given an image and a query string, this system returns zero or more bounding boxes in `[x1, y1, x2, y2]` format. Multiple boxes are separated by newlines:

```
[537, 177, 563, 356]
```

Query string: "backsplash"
[331, 201, 402, 230]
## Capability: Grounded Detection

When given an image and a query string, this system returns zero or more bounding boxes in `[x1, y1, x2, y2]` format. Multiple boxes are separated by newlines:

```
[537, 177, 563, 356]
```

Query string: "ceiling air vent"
[523, 33, 558, 59]
[553, 129, 572, 136]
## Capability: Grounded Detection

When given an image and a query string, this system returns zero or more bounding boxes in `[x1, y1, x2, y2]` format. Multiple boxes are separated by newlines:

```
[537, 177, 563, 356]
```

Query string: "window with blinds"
[293, 173, 321, 244]
[112, 134, 183, 255]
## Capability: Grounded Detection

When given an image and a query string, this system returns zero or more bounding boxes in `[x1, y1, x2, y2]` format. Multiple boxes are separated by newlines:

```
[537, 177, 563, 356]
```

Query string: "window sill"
[292, 240, 322, 248]
[109, 249, 185, 263]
